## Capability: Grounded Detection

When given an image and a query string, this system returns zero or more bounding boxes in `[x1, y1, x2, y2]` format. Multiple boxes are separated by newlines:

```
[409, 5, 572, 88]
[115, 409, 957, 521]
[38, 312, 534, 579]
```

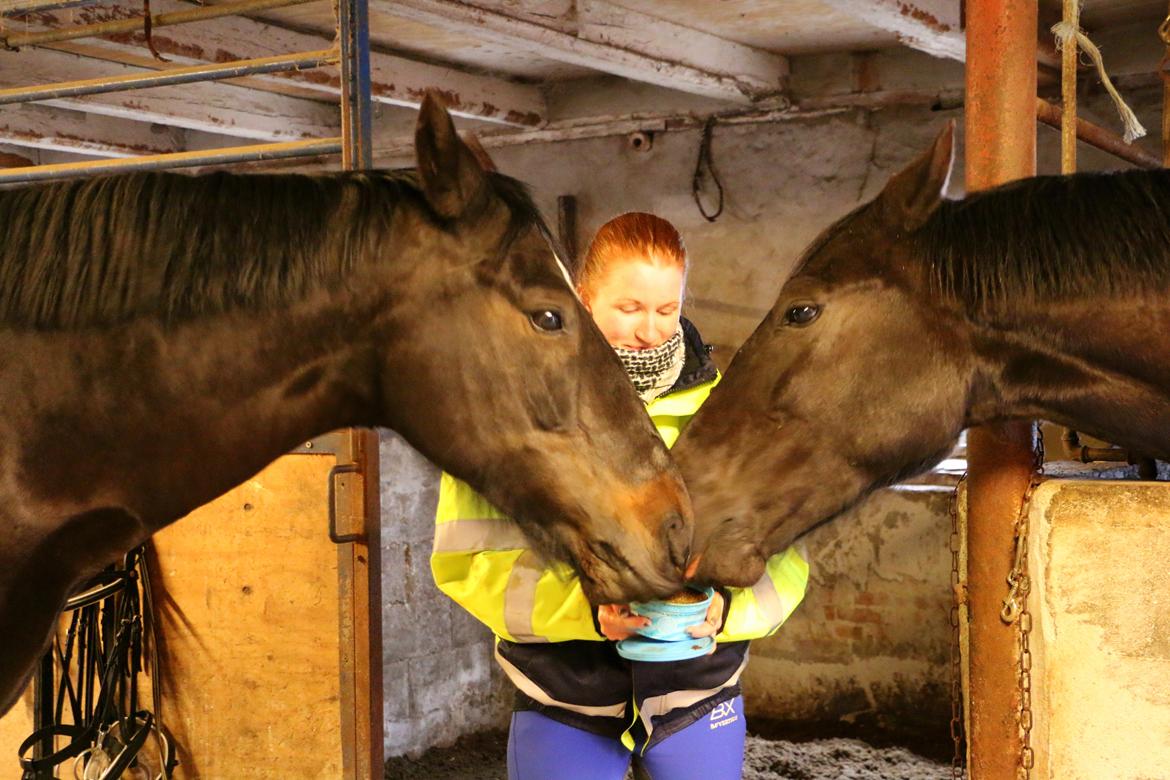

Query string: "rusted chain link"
[949, 474, 969, 780]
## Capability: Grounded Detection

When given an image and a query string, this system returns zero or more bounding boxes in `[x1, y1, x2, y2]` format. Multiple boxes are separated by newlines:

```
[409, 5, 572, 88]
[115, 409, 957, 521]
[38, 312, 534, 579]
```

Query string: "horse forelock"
[788, 204, 872, 282]
[486, 175, 577, 299]
[0, 167, 550, 331]
[915, 168, 1170, 313]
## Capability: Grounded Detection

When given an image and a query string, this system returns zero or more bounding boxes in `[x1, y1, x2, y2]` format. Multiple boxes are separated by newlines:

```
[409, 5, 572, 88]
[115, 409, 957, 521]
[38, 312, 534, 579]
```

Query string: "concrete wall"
[488, 100, 967, 354]
[379, 432, 511, 758]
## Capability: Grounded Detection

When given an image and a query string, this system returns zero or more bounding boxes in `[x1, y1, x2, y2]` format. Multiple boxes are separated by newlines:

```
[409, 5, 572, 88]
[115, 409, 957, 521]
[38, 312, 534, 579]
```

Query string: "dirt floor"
[384, 728, 955, 780]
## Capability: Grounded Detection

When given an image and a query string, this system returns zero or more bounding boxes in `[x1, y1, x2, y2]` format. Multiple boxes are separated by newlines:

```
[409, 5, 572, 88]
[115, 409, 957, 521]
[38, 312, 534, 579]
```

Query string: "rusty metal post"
[335, 1, 380, 776]
[964, 2, 1039, 779]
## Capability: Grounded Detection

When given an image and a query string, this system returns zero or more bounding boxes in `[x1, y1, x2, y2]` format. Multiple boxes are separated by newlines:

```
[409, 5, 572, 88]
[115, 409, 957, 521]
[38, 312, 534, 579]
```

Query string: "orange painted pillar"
[964, 2, 1039, 779]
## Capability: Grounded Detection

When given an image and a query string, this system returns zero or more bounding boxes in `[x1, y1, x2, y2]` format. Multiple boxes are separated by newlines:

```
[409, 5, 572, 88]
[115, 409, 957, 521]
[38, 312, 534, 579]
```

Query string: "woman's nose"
[635, 313, 665, 347]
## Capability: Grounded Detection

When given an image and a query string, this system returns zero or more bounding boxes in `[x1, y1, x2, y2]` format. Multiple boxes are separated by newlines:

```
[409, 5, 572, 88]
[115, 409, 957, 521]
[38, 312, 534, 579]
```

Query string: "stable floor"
[384, 731, 953, 780]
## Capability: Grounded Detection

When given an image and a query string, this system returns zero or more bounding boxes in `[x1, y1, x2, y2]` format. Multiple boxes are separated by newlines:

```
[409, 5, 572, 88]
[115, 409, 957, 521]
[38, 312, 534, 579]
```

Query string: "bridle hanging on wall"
[17, 546, 176, 780]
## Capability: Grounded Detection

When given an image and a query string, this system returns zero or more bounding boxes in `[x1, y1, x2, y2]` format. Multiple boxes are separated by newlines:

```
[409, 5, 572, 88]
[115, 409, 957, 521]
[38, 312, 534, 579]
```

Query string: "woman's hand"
[686, 590, 725, 640]
[598, 604, 650, 640]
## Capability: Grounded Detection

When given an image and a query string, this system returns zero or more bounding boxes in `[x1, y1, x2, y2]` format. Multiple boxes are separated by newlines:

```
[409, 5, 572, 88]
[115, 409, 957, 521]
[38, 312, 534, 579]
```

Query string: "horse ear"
[461, 132, 498, 173]
[415, 91, 490, 220]
[880, 120, 955, 232]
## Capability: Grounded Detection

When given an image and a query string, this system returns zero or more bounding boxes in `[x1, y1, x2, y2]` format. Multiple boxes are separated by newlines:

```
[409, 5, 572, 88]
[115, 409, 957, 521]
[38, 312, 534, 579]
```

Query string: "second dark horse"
[676, 122, 1170, 587]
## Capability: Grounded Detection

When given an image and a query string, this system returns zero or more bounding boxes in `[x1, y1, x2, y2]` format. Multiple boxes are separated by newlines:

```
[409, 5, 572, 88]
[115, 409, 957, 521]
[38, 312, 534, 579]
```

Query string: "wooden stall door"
[150, 430, 382, 780]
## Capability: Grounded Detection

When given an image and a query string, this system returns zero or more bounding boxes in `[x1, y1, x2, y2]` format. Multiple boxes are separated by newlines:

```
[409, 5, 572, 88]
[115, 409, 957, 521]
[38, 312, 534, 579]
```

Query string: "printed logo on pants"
[709, 700, 738, 730]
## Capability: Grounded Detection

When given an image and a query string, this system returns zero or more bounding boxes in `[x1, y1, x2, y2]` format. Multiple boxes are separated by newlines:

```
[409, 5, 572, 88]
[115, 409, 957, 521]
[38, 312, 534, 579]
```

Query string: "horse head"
[377, 96, 692, 603]
[674, 123, 972, 587]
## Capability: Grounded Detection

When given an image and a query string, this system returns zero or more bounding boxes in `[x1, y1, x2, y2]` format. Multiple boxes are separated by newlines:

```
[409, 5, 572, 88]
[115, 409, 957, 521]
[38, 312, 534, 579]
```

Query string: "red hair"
[577, 212, 688, 298]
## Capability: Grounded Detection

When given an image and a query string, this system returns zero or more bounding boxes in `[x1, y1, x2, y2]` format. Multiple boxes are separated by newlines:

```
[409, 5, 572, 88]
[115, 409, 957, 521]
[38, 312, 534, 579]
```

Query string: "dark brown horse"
[675, 122, 1170, 587]
[0, 97, 692, 716]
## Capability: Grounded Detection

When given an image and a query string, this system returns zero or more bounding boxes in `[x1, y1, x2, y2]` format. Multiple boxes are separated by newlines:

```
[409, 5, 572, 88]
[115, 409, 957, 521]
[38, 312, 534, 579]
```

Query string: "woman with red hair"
[432, 212, 809, 779]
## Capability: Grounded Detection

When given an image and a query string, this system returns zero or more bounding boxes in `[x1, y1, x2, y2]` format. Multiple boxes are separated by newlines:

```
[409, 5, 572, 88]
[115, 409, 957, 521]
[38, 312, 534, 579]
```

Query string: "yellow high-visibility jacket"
[430, 319, 808, 749]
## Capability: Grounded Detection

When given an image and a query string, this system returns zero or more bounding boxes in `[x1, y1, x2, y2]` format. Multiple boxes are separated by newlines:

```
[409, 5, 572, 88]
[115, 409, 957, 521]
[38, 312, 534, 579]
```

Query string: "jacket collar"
[669, 317, 718, 395]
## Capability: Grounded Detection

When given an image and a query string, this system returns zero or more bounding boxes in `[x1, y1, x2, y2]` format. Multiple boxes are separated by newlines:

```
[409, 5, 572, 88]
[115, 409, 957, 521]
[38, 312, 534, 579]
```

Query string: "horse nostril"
[663, 512, 691, 570]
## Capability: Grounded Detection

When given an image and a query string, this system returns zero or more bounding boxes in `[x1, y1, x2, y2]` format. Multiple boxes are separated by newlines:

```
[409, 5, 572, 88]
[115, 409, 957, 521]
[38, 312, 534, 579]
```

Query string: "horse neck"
[35, 287, 392, 528]
[968, 295, 1170, 459]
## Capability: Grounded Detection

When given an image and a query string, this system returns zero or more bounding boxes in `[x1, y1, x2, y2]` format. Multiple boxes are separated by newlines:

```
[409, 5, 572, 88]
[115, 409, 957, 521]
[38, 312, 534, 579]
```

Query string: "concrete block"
[379, 430, 440, 544]
[382, 602, 452, 663]
[1027, 479, 1170, 780]
[381, 541, 408, 606]
[382, 659, 412, 721]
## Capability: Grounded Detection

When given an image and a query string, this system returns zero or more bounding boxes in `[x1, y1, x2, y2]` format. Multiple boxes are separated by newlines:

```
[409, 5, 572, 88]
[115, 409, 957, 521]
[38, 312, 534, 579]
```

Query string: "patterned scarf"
[614, 327, 686, 403]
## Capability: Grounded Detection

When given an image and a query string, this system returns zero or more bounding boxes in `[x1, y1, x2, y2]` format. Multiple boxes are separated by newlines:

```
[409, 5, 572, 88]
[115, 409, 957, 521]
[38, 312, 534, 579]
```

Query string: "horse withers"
[0, 96, 692, 716]
[675, 121, 1170, 587]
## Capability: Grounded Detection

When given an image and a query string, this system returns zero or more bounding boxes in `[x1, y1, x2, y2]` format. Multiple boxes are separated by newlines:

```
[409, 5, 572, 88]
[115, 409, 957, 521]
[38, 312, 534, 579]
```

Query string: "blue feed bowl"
[629, 587, 715, 642]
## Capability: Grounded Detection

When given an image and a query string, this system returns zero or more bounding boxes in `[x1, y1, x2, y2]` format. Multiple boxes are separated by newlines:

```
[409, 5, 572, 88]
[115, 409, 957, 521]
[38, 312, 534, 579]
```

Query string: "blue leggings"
[507, 696, 746, 780]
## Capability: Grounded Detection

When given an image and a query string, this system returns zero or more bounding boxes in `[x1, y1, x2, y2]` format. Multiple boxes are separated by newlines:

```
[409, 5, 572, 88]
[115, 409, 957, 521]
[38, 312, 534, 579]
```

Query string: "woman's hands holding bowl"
[598, 604, 650, 640]
[685, 590, 725, 639]
[598, 591, 725, 642]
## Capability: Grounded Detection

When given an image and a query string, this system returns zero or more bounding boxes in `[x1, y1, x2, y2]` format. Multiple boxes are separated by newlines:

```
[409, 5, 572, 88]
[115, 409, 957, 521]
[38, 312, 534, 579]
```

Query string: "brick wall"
[743, 486, 956, 732]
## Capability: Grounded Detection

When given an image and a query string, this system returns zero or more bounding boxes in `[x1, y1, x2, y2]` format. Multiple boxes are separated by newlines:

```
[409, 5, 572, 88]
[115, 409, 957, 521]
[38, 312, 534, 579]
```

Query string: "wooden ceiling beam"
[378, 0, 788, 103]
[0, 102, 186, 156]
[818, 0, 965, 61]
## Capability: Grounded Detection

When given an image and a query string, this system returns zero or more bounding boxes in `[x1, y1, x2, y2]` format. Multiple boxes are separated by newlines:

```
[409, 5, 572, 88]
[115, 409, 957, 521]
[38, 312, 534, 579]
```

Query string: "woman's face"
[581, 259, 685, 350]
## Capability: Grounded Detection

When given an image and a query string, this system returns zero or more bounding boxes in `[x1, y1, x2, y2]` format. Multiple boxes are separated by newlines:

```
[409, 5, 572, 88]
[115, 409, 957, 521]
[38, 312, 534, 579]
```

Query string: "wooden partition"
[0, 429, 382, 779]
[0, 690, 35, 775]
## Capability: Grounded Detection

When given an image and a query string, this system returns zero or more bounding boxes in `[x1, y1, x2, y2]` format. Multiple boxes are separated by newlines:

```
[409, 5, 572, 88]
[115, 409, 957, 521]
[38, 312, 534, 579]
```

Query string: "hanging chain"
[998, 425, 1045, 780]
[949, 473, 969, 780]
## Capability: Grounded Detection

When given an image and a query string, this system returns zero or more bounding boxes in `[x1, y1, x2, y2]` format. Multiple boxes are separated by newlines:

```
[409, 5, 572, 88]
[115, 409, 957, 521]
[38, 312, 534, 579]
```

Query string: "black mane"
[918, 168, 1170, 311]
[0, 168, 545, 330]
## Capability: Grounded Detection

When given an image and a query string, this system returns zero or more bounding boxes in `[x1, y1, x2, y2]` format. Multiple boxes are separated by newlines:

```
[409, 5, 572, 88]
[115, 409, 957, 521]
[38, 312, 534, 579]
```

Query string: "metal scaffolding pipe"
[1036, 99, 1163, 169]
[965, 3, 1039, 780]
[0, 49, 338, 106]
[1, 0, 101, 17]
[1, 0, 321, 48]
[0, 137, 341, 183]
[339, 0, 371, 170]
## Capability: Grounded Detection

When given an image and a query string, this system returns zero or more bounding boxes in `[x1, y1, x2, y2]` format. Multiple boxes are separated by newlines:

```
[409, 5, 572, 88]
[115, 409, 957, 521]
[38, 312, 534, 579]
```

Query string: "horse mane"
[917, 168, 1170, 312]
[0, 168, 544, 330]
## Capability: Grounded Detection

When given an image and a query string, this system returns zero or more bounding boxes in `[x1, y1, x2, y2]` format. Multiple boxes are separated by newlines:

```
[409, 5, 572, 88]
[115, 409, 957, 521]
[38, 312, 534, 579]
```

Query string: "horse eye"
[785, 304, 821, 326]
[530, 309, 564, 332]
